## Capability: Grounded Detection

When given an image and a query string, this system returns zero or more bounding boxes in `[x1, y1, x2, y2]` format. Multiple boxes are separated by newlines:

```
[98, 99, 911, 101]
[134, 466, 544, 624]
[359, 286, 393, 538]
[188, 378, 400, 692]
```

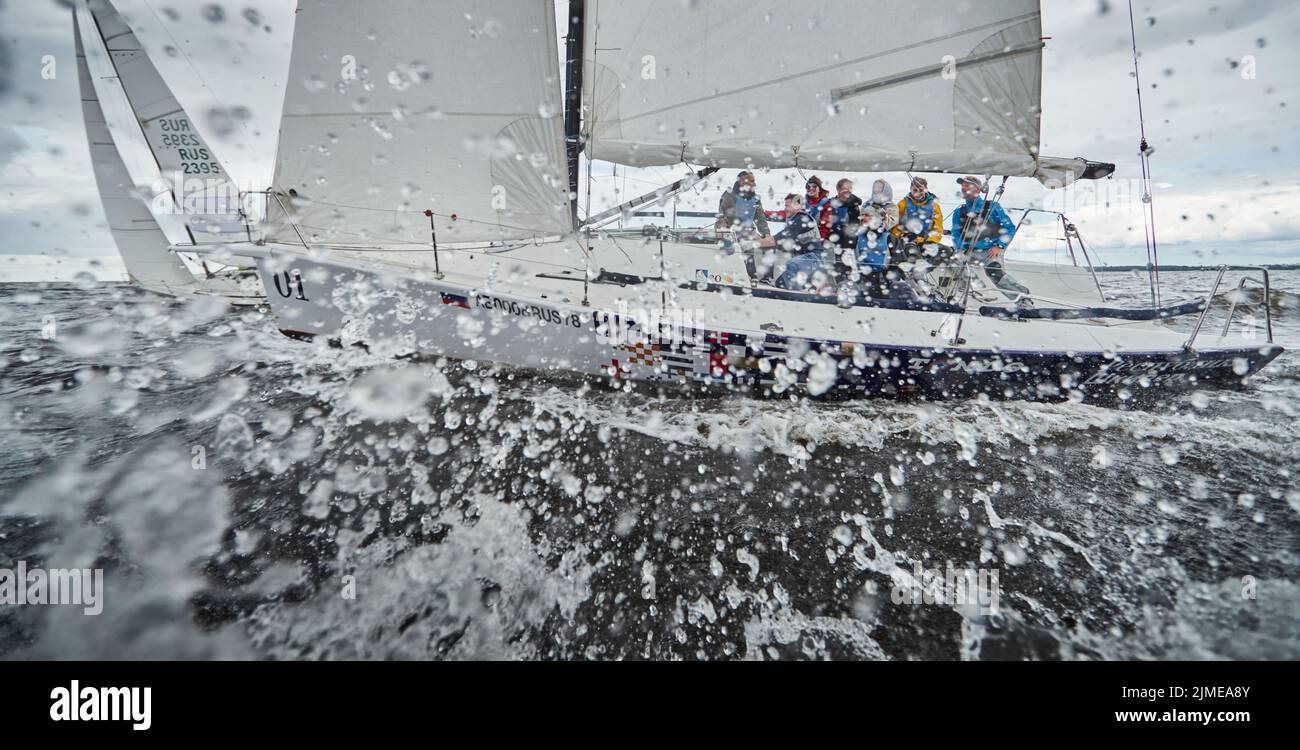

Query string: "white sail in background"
[86, 0, 243, 232]
[76, 7, 200, 295]
[265, 0, 571, 247]
[583, 0, 1092, 184]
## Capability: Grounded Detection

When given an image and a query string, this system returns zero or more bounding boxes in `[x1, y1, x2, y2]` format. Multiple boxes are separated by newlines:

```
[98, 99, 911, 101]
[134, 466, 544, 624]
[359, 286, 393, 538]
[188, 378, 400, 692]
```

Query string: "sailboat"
[246, 0, 1281, 403]
[74, 0, 264, 305]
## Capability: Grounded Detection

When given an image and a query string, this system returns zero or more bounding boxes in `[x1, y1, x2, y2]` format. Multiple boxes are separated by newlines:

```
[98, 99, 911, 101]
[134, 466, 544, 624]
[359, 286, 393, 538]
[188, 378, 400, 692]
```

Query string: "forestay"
[583, 0, 1095, 185]
[265, 0, 572, 246]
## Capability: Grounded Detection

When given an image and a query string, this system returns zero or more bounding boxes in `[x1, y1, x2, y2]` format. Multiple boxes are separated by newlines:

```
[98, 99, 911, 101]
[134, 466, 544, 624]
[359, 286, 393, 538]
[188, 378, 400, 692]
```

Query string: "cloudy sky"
[2, 0, 1298, 281]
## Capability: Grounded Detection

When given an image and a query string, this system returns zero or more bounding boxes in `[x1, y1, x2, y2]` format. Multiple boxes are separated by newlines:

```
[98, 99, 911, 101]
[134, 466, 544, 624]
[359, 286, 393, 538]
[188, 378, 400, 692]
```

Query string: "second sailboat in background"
[74, 0, 263, 305]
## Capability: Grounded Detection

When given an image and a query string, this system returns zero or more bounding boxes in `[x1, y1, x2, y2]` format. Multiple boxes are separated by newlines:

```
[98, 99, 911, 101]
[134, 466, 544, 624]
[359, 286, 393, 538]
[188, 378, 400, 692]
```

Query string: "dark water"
[1, 269, 1298, 660]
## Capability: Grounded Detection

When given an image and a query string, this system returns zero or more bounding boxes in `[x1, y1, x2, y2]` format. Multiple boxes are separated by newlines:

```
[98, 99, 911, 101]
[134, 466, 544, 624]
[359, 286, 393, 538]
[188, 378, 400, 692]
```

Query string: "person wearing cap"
[715, 170, 771, 238]
[892, 176, 945, 249]
[826, 178, 864, 278]
[950, 176, 1028, 295]
[716, 171, 774, 281]
[804, 176, 836, 242]
[828, 178, 863, 247]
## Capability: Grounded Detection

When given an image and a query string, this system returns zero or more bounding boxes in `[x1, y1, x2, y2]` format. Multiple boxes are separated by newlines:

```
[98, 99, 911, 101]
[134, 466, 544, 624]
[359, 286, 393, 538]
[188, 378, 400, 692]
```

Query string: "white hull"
[253, 239, 1280, 403]
[185, 270, 265, 307]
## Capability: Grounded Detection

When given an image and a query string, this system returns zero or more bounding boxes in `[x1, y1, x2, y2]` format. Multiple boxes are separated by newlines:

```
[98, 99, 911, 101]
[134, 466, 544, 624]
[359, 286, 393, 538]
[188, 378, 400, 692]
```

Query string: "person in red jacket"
[804, 176, 836, 242]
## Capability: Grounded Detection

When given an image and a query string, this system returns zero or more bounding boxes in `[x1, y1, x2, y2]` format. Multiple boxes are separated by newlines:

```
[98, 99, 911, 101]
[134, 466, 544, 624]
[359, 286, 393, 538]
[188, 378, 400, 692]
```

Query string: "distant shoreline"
[1096, 264, 1300, 272]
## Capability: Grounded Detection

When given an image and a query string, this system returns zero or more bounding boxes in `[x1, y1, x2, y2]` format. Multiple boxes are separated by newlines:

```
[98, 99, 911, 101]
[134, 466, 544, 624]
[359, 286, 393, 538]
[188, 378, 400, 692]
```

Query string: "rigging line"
[790, 147, 809, 183]
[276, 216, 551, 246]
[139, 0, 271, 172]
[284, 227, 564, 253]
[603, 235, 636, 265]
[323, 243, 587, 274]
[479, 244, 579, 264]
[621, 165, 628, 227]
[611, 171, 682, 188]
[283, 109, 535, 119]
[1126, 0, 1161, 307]
[282, 196, 561, 235]
[1080, 229, 1105, 268]
[581, 0, 599, 233]
[359, 235, 546, 255]
[583, 156, 595, 232]
[578, 0, 600, 305]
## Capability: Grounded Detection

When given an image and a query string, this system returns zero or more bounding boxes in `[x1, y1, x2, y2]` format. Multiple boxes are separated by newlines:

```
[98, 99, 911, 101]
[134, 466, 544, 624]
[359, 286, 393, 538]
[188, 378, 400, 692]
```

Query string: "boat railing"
[1184, 265, 1273, 350]
[1008, 208, 1107, 303]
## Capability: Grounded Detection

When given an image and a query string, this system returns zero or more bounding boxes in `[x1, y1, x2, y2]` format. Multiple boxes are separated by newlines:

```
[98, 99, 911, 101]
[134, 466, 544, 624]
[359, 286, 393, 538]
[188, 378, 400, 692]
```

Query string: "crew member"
[773, 193, 828, 291]
[950, 175, 1028, 296]
[857, 178, 898, 294]
[715, 170, 771, 238]
[804, 176, 835, 242]
[716, 170, 773, 281]
[892, 176, 945, 252]
[829, 178, 863, 275]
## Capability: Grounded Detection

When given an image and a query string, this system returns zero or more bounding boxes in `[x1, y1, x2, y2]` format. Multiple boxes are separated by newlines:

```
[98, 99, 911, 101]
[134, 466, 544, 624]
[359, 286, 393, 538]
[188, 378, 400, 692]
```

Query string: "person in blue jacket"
[773, 193, 829, 292]
[715, 171, 771, 238]
[851, 178, 895, 298]
[950, 176, 1029, 296]
[716, 171, 774, 281]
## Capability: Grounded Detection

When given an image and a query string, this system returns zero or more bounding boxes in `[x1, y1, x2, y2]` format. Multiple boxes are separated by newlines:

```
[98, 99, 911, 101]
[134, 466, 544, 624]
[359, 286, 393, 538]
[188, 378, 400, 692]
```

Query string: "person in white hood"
[855, 179, 899, 279]
[862, 180, 898, 236]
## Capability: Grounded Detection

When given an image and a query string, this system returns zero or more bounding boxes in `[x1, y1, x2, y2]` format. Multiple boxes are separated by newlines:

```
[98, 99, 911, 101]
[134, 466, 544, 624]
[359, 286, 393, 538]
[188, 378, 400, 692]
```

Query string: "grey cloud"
[0, 125, 26, 171]
[0, 32, 11, 102]
[1061, 0, 1289, 58]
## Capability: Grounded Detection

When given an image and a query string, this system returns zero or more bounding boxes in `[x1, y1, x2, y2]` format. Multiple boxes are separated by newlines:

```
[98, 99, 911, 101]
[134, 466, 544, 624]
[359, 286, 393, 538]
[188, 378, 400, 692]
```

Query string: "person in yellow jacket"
[891, 176, 944, 248]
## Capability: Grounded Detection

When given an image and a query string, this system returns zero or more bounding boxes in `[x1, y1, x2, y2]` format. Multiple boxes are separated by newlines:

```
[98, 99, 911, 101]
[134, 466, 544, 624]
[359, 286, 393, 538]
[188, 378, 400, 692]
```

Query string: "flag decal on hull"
[440, 292, 471, 309]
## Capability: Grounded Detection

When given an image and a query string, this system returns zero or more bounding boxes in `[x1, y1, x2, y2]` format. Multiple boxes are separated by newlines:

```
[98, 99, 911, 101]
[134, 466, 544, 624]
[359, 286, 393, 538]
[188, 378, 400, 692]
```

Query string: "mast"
[563, 0, 586, 230]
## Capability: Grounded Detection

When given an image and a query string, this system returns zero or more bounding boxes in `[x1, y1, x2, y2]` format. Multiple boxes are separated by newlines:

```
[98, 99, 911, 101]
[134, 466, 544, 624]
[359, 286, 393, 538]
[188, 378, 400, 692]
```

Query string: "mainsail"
[265, 0, 572, 246]
[85, 0, 243, 233]
[582, 0, 1103, 185]
[75, 6, 200, 294]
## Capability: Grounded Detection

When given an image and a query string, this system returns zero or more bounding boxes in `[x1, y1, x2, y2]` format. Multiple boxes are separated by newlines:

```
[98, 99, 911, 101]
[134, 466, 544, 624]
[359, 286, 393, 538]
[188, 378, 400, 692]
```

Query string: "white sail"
[264, 0, 572, 247]
[76, 7, 200, 295]
[85, 0, 243, 231]
[583, 0, 1093, 184]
